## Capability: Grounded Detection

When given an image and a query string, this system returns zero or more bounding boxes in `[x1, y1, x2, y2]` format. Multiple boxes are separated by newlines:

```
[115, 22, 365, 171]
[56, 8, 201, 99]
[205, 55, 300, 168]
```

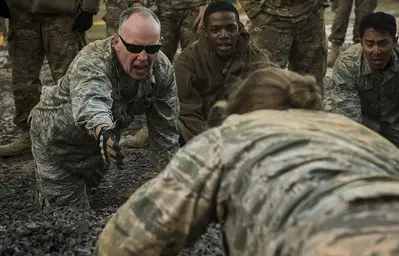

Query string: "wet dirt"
[1, 2, 398, 255]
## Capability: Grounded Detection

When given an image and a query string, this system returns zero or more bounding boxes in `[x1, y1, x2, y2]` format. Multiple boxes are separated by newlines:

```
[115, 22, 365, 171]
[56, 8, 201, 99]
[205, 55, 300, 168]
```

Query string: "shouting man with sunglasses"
[28, 7, 180, 211]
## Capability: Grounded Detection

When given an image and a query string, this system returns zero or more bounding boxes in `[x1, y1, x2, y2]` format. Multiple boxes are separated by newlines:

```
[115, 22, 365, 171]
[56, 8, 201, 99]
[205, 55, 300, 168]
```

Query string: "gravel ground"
[0, 60, 223, 256]
[1, 4, 398, 255]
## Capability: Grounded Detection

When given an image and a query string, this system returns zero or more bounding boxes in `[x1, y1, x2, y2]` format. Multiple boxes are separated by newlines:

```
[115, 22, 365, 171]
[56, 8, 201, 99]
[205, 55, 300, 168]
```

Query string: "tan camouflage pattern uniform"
[327, 44, 399, 147]
[29, 37, 180, 210]
[239, 0, 329, 87]
[152, 0, 209, 62]
[329, 0, 378, 45]
[102, 0, 147, 37]
[175, 28, 270, 143]
[7, 0, 99, 131]
[95, 109, 399, 255]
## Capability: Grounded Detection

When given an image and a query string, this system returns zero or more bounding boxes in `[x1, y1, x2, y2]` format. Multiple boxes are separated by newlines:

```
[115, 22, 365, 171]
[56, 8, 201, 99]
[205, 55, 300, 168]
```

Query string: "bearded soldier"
[95, 67, 399, 255]
[29, 7, 179, 210]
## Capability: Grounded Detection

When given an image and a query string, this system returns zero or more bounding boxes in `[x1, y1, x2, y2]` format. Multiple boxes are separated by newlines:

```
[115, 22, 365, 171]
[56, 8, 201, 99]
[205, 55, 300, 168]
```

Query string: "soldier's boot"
[120, 126, 149, 148]
[0, 131, 31, 157]
[327, 43, 341, 67]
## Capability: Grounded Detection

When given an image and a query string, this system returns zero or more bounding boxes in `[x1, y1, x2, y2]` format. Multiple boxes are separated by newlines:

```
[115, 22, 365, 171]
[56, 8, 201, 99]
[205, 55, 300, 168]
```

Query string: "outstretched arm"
[94, 128, 224, 255]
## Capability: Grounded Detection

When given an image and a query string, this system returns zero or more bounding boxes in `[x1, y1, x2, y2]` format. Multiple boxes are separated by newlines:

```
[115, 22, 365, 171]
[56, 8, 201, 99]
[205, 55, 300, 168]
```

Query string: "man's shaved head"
[114, 7, 161, 80]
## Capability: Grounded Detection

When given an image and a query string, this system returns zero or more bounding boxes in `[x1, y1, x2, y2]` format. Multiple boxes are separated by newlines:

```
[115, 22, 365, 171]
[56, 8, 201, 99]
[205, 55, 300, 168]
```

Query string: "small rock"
[1, 247, 15, 255]
[0, 225, 6, 232]
[75, 221, 89, 235]
[75, 248, 91, 256]
[26, 222, 39, 231]
[14, 249, 26, 256]
[16, 226, 32, 237]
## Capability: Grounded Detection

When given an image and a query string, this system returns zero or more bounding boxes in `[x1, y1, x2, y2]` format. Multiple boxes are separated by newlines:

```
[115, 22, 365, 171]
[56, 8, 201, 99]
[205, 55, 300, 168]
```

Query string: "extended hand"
[97, 118, 124, 170]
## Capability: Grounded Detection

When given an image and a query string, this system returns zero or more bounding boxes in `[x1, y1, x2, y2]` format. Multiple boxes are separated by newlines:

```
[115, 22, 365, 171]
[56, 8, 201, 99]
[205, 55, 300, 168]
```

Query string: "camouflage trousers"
[249, 7, 327, 88]
[30, 108, 107, 211]
[157, 4, 199, 62]
[270, 199, 399, 255]
[0, 17, 6, 34]
[329, 0, 378, 45]
[8, 7, 85, 131]
[328, 0, 377, 45]
[102, 0, 132, 37]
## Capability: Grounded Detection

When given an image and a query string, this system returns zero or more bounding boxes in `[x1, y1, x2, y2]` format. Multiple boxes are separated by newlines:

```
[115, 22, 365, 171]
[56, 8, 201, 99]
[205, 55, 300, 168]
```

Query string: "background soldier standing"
[237, 0, 329, 87]
[152, 0, 209, 62]
[102, 0, 146, 37]
[0, 0, 100, 157]
[327, 0, 378, 66]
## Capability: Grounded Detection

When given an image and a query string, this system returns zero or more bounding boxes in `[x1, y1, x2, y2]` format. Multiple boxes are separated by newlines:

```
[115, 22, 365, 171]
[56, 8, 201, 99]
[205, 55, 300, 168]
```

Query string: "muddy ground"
[0, 65, 223, 255]
[1, 3, 399, 255]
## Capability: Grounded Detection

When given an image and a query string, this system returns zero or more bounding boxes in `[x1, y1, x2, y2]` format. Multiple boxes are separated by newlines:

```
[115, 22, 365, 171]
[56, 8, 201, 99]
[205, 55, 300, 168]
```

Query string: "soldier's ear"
[113, 34, 121, 52]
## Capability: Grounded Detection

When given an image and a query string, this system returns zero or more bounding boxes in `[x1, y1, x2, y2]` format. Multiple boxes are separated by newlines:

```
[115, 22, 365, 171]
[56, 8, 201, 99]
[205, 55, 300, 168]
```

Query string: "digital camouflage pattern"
[8, 0, 99, 14]
[150, 0, 213, 62]
[152, 0, 209, 11]
[268, 200, 399, 255]
[102, 0, 147, 37]
[329, 0, 377, 45]
[155, 1, 200, 62]
[7, 3, 91, 130]
[29, 37, 180, 210]
[327, 44, 399, 147]
[241, 0, 329, 87]
[237, 0, 329, 21]
[175, 28, 270, 143]
[102, 0, 132, 37]
[95, 109, 399, 255]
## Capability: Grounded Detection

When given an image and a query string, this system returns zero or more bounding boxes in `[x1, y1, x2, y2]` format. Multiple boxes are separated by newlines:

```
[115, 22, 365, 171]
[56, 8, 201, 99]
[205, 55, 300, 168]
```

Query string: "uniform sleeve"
[146, 63, 180, 170]
[94, 128, 224, 256]
[81, 0, 100, 14]
[328, 53, 362, 123]
[174, 52, 208, 143]
[69, 56, 114, 134]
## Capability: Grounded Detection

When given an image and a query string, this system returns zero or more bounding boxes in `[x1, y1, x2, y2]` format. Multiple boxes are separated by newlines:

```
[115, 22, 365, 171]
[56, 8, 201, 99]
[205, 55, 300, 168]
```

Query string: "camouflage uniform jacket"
[238, 0, 329, 21]
[152, 0, 210, 10]
[8, 0, 100, 14]
[95, 109, 399, 256]
[175, 28, 269, 142]
[329, 44, 399, 147]
[29, 36, 180, 169]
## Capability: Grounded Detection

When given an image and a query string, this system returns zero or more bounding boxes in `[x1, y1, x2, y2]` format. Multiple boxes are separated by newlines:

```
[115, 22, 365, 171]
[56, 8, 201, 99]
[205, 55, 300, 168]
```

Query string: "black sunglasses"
[118, 34, 162, 54]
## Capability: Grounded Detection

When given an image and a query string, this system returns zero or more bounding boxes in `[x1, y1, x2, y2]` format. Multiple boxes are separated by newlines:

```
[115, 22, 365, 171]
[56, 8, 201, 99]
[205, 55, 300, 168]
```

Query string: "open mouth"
[371, 59, 384, 65]
[134, 65, 148, 71]
[217, 43, 232, 52]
